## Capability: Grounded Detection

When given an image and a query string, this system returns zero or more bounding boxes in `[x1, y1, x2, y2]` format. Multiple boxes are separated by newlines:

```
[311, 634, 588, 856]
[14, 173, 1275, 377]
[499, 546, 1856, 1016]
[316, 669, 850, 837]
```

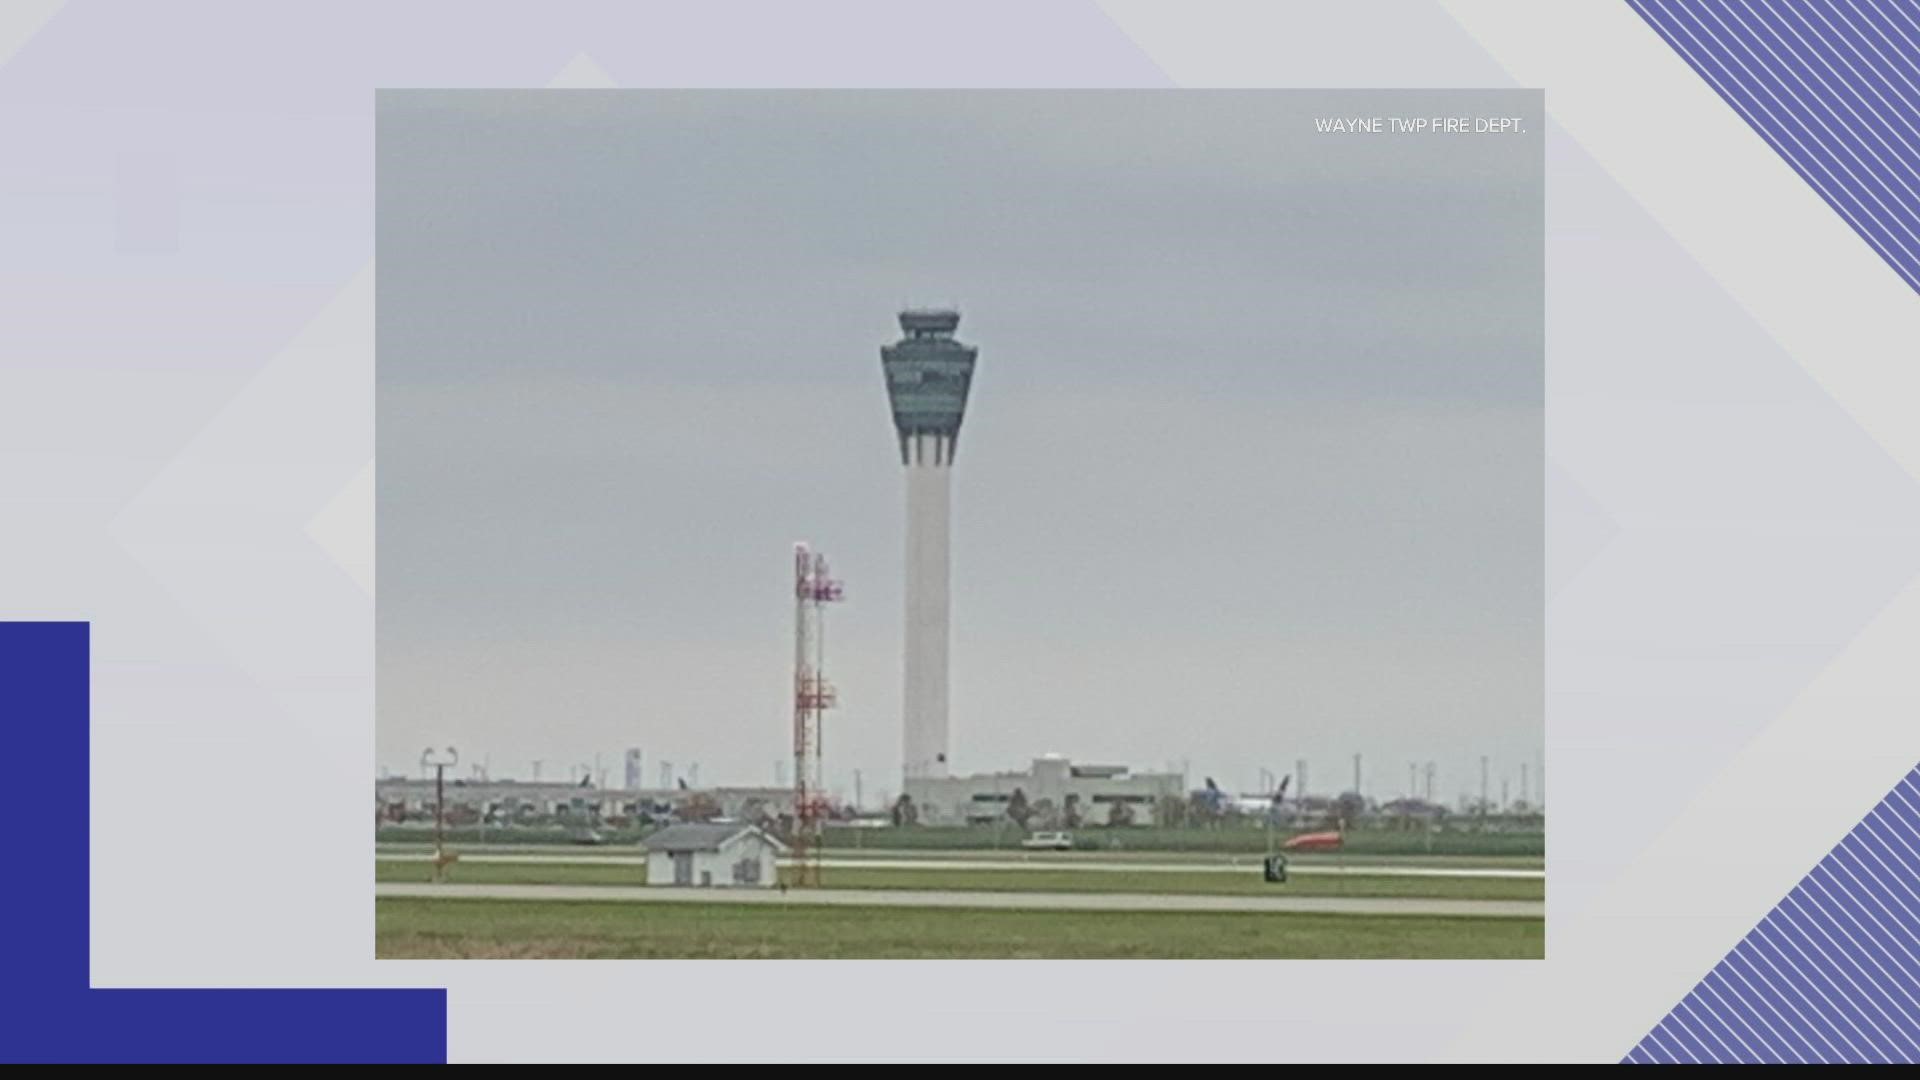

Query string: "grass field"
[376, 843, 1544, 870]
[375, 897, 1544, 959]
[374, 859, 1542, 901]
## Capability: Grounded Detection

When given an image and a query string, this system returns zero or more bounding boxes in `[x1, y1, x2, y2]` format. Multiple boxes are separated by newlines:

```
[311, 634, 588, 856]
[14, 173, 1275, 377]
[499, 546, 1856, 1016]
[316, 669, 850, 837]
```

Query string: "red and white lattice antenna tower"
[792, 542, 843, 886]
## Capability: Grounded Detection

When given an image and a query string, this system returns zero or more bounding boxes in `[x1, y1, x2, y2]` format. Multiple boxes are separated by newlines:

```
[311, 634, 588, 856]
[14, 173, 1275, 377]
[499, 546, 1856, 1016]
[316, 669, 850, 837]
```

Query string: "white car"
[1021, 830, 1074, 851]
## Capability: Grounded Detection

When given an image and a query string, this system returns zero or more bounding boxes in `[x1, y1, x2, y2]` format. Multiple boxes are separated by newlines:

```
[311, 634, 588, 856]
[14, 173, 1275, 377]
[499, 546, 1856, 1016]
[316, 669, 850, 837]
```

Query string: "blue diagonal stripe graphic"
[1629, 0, 1920, 294]
[1625, 763, 1920, 1063]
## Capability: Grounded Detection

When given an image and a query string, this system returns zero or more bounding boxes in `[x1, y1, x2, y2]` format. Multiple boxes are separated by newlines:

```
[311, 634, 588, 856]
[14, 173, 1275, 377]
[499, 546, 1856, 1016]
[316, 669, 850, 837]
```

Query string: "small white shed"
[642, 822, 788, 888]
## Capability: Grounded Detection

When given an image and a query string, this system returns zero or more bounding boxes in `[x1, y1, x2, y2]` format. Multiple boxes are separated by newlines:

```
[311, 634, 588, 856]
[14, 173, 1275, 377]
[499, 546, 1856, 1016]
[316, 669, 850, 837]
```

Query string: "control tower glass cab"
[881, 309, 978, 464]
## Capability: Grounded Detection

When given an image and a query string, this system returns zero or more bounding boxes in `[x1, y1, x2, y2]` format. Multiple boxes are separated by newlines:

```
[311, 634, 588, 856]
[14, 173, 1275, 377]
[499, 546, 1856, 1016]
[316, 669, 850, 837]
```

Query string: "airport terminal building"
[904, 754, 1184, 827]
[375, 778, 791, 824]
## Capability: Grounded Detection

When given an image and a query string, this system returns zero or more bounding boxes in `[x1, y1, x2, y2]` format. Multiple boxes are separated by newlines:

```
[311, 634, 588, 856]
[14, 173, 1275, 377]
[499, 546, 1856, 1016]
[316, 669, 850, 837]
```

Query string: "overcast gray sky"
[377, 90, 1542, 807]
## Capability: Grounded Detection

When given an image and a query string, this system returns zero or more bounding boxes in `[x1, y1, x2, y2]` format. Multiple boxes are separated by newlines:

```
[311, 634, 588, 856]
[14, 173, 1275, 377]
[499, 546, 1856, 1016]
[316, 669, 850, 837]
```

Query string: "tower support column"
[904, 435, 951, 779]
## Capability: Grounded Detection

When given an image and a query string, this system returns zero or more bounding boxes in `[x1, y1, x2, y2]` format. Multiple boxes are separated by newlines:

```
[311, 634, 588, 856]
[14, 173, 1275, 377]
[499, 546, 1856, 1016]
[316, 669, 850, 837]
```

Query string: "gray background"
[377, 89, 1544, 803]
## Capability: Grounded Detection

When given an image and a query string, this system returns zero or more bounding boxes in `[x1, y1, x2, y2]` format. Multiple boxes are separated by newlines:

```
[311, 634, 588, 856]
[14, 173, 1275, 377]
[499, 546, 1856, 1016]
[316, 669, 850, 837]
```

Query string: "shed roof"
[642, 822, 788, 854]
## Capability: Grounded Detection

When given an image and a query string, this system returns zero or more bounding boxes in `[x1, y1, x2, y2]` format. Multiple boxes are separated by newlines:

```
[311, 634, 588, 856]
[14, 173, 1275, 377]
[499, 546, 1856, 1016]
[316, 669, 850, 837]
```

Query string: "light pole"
[1480, 755, 1490, 833]
[420, 746, 459, 882]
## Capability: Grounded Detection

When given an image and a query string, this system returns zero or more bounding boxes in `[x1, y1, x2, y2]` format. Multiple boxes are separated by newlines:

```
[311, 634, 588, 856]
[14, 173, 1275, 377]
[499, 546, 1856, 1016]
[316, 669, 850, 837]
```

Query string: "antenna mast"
[792, 542, 844, 886]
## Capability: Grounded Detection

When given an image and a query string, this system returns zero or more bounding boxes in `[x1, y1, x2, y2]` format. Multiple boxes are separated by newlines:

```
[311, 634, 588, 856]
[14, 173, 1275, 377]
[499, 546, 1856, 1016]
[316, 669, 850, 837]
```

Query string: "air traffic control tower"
[881, 309, 978, 781]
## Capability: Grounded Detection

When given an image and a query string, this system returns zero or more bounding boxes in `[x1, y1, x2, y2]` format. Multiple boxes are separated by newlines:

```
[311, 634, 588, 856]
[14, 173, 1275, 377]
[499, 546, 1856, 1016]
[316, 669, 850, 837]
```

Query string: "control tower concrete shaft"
[880, 309, 978, 781]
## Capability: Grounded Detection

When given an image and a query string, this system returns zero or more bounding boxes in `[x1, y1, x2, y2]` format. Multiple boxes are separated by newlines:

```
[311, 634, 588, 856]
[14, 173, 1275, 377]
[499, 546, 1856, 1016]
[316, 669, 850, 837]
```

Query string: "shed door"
[672, 851, 693, 885]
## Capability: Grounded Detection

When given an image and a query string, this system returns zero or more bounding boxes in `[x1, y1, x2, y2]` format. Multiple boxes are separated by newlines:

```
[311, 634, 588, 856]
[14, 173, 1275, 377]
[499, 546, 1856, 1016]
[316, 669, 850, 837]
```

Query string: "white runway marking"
[376, 881, 1543, 918]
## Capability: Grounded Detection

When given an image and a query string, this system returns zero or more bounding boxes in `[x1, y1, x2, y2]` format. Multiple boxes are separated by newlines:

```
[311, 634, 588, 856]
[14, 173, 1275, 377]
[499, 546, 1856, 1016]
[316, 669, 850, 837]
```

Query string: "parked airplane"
[1196, 775, 1291, 819]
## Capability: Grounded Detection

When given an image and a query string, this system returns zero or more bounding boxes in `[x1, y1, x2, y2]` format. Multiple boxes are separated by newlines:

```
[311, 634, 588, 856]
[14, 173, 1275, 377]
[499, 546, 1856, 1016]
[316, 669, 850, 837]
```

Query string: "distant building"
[373, 778, 789, 825]
[641, 822, 787, 888]
[904, 754, 1184, 827]
[1378, 797, 1448, 820]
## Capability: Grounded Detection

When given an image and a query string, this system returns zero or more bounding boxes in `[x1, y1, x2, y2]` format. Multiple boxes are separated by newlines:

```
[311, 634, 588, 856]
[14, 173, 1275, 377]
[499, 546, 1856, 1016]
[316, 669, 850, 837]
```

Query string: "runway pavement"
[375, 881, 1544, 918]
